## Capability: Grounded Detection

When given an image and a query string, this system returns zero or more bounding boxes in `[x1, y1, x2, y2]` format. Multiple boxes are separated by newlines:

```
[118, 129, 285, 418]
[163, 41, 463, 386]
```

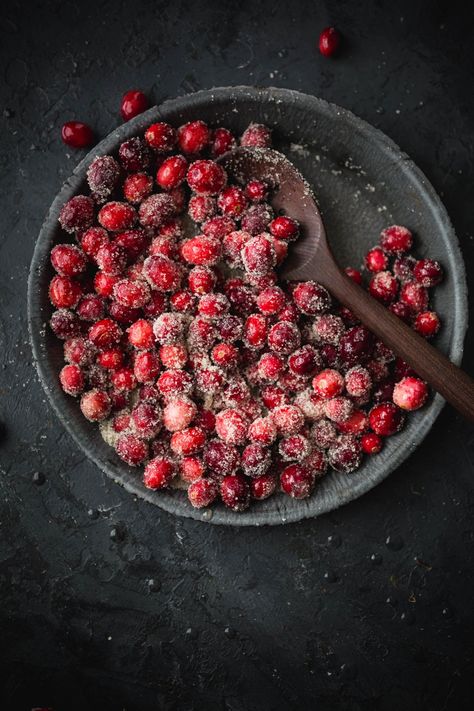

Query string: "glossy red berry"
[145, 122, 177, 152]
[369, 402, 404, 436]
[393, 376, 428, 411]
[413, 259, 443, 287]
[414, 311, 440, 338]
[220, 473, 250, 511]
[319, 27, 341, 57]
[379, 225, 413, 254]
[61, 121, 94, 148]
[156, 154, 188, 190]
[177, 120, 209, 154]
[280, 464, 314, 498]
[188, 478, 218, 508]
[120, 90, 149, 121]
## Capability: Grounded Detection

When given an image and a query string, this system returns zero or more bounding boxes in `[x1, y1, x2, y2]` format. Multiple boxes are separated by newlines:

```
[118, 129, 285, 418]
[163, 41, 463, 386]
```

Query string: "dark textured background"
[1, 0, 474, 709]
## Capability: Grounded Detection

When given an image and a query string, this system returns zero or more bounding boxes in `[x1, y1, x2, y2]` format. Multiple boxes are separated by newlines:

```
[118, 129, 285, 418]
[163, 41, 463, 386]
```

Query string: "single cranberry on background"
[120, 90, 149, 121]
[318, 27, 341, 57]
[61, 120, 94, 148]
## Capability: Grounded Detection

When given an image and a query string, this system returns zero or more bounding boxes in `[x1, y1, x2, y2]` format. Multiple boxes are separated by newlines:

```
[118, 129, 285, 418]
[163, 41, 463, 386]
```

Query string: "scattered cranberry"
[269, 216, 299, 241]
[365, 246, 388, 272]
[399, 281, 429, 313]
[414, 310, 440, 338]
[187, 159, 227, 195]
[345, 267, 363, 284]
[413, 259, 443, 287]
[319, 27, 341, 57]
[245, 180, 268, 203]
[61, 120, 94, 148]
[379, 225, 413, 254]
[217, 186, 248, 218]
[368, 271, 399, 303]
[121, 90, 149, 121]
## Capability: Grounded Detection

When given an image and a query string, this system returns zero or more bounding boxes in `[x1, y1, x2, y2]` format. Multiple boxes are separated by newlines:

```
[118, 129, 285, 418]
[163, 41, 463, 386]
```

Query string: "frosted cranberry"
[368, 271, 399, 303]
[142, 255, 181, 292]
[171, 426, 206, 456]
[59, 195, 94, 233]
[268, 321, 301, 355]
[86, 157, 120, 202]
[211, 127, 236, 156]
[131, 402, 161, 439]
[261, 385, 289, 410]
[98, 201, 136, 232]
[188, 478, 218, 508]
[393, 376, 428, 411]
[312, 314, 343, 345]
[123, 172, 153, 203]
[149, 236, 178, 261]
[393, 255, 416, 282]
[112, 412, 131, 433]
[97, 348, 123, 370]
[116, 434, 148, 466]
[76, 294, 105, 321]
[203, 439, 239, 479]
[195, 367, 224, 393]
[143, 457, 174, 490]
[399, 282, 429, 313]
[310, 419, 337, 449]
[61, 120, 94, 148]
[361, 432, 383, 454]
[269, 216, 299, 241]
[365, 246, 388, 272]
[120, 90, 148, 121]
[319, 344, 339, 368]
[241, 204, 274, 234]
[257, 352, 285, 380]
[138, 193, 175, 229]
[145, 122, 176, 151]
[245, 180, 268, 203]
[413, 258, 443, 287]
[186, 266, 215, 295]
[414, 311, 440, 338]
[188, 195, 217, 223]
[241, 123, 272, 148]
[59, 364, 85, 396]
[187, 316, 217, 350]
[288, 345, 320, 376]
[181, 236, 221, 266]
[93, 271, 117, 298]
[87, 364, 110, 390]
[389, 301, 412, 323]
[162, 398, 196, 432]
[280, 464, 314, 499]
[339, 326, 374, 365]
[180, 456, 205, 483]
[345, 366, 371, 397]
[111, 367, 137, 391]
[112, 279, 150, 310]
[324, 396, 353, 423]
[272, 405, 304, 435]
[126, 319, 153, 350]
[96, 243, 127, 275]
[293, 281, 330, 314]
[134, 350, 160, 383]
[277, 302, 299, 323]
[153, 312, 184, 344]
[369, 402, 404, 436]
[242, 235, 276, 274]
[270, 237, 289, 265]
[155, 154, 187, 190]
[217, 186, 248, 217]
[139, 293, 165, 320]
[202, 215, 237, 238]
[138, 383, 160, 403]
[248, 416, 277, 444]
[338, 410, 368, 435]
[80, 227, 109, 261]
[169, 290, 195, 314]
[214, 409, 248, 446]
[279, 434, 311, 462]
[211, 343, 239, 368]
[227, 284, 256, 315]
[344, 267, 363, 285]
[328, 437, 362, 473]
[251, 472, 277, 500]
[247, 272, 279, 292]
[80, 389, 111, 421]
[223, 378, 250, 407]
[109, 301, 141, 324]
[48, 275, 82, 309]
[379, 225, 413, 254]
[50, 309, 81, 339]
[302, 448, 327, 478]
[244, 314, 268, 349]
[186, 159, 226, 195]
[394, 357, 417, 380]
[157, 368, 193, 396]
[220, 474, 250, 511]
[118, 137, 151, 173]
[157, 344, 186, 370]
[319, 26, 341, 57]
[177, 120, 209, 154]
[196, 294, 228, 320]
[88, 319, 122, 349]
[240, 443, 270, 478]
[339, 305, 359, 326]
[110, 390, 130, 412]
[64, 337, 95, 366]
[50, 244, 86, 277]
[256, 286, 286, 315]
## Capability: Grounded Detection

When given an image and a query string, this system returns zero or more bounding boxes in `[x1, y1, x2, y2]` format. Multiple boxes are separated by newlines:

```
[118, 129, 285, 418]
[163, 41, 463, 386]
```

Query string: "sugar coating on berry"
[163, 398, 197, 431]
[392, 377, 428, 411]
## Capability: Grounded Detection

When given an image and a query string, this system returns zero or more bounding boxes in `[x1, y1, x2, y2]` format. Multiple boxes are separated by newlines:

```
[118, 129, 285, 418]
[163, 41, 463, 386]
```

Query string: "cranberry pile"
[48, 118, 443, 512]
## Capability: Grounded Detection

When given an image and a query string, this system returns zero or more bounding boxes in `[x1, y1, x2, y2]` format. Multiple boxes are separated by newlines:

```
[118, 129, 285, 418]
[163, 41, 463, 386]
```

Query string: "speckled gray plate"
[28, 86, 467, 526]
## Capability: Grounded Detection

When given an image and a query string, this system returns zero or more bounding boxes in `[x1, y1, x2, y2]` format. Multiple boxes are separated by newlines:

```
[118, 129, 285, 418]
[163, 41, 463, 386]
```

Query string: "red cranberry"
[240, 123, 272, 148]
[112, 412, 131, 433]
[187, 159, 227, 195]
[372, 378, 395, 403]
[251, 473, 277, 500]
[245, 180, 268, 203]
[87, 155, 121, 198]
[170, 289, 196, 313]
[123, 172, 153, 203]
[96, 243, 127, 275]
[399, 282, 429, 313]
[203, 438, 239, 478]
[177, 120, 209, 154]
[116, 433, 148, 466]
[339, 326, 374, 365]
[181, 236, 221, 266]
[88, 318, 122, 349]
[118, 137, 152, 172]
[126, 319, 153, 350]
[393, 376, 428, 411]
[109, 301, 141, 324]
[202, 215, 237, 238]
[324, 396, 353, 423]
[211, 343, 239, 368]
[280, 464, 314, 499]
[171, 426, 206, 456]
[51, 244, 87, 277]
[269, 216, 299, 241]
[134, 350, 161, 383]
[369, 402, 404, 436]
[312, 369, 344, 399]
[220, 473, 250, 511]
[77, 294, 105, 321]
[98, 201, 136, 232]
[241, 442, 271, 477]
[49, 275, 82, 309]
[293, 281, 331, 314]
[120, 90, 148, 121]
[414, 311, 440, 338]
[211, 127, 236, 156]
[180, 456, 205, 483]
[241, 204, 274, 234]
[257, 352, 285, 381]
[80, 389, 111, 421]
[242, 235, 276, 275]
[145, 122, 177, 152]
[198, 293, 229, 319]
[389, 301, 412, 323]
[261, 384, 289, 410]
[272, 405, 304, 435]
[59, 364, 85, 396]
[188, 478, 218, 508]
[365, 246, 388, 272]
[97, 348, 123, 370]
[188, 266, 216, 294]
[338, 409, 368, 435]
[143, 255, 182, 291]
[111, 367, 137, 392]
[345, 366, 371, 397]
[219, 315, 244, 342]
[413, 259, 443, 287]
[157, 368, 193, 396]
[142, 291, 167, 318]
[81, 227, 109, 259]
[187, 316, 218, 350]
[217, 186, 248, 217]
[215, 409, 249, 445]
[195, 367, 224, 394]
[227, 283, 257, 315]
[59, 195, 94, 233]
[279, 434, 311, 462]
[361, 432, 383, 454]
[153, 312, 184, 343]
[256, 286, 286, 315]
[379, 225, 413, 254]
[328, 437, 362, 473]
[156, 154, 188, 190]
[188, 195, 217, 223]
[50, 309, 81, 339]
[244, 314, 267, 349]
[64, 337, 95, 366]
[248, 416, 277, 444]
[163, 398, 197, 432]
[94, 271, 119, 297]
[143, 457, 175, 489]
[310, 419, 337, 449]
[344, 267, 363, 284]
[268, 321, 301, 355]
[61, 121, 94, 148]
[393, 255, 416, 282]
[159, 344, 188, 369]
[288, 345, 321, 377]
[368, 271, 399, 303]
[318, 27, 341, 57]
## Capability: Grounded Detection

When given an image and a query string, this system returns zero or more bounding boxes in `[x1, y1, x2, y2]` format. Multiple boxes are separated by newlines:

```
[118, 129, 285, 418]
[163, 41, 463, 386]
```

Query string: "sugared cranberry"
[361, 432, 383, 454]
[145, 122, 177, 152]
[120, 90, 148, 121]
[399, 282, 429, 313]
[269, 216, 299, 241]
[257, 352, 285, 381]
[211, 127, 236, 156]
[94, 271, 119, 297]
[116, 433, 148, 466]
[393, 255, 416, 282]
[318, 27, 341, 57]
[109, 301, 141, 324]
[143, 255, 182, 291]
[280, 464, 314, 498]
[268, 321, 301, 355]
[217, 186, 248, 217]
[180, 456, 205, 483]
[368, 271, 399, 303]
[279, 434, 311, 462]
[328, 436, 362, 473]
[188, 478, 218, 508]
[134, 350, 160, 383]
[344, 266, 363, 284]
[256, 286, 286, 315]
[127, 318, 155, 349]
[379, 225, 413, 254]
[59, 195, 94, 233]
[170, 289, 196, 313]
[312, 369, 344, 399]
[338, 409, 368, 434]
[365, 246, 388, 272]
[156, 154, 187, 190]
[272, 405, 304, 435]
[188, 195, 217, 223]
[88, 319, 122, 349]
[87, 155, 121, 199]
[211, 343, 239, 369]
[215, 408, 249, 445]
[50, 309, 81, 339]
[162, 398, 197, 432]
[187, 159, 227, 195]
[159, 344, 188, 369]
[393, 376, 428, 411]
[203, 438, 239, 478]
[123, 172, 153, 203]
[118, 137, 152, 172]
[339, 326, 374, 365]
[242, 235, 276, 275]
[81, 227, 109, 260]
[219, 473, 250, 511]
[245, 180, 268, 203]
[241, 442, 271, 478]
[112, 412, 131, 433]
[98, 201, 136, 232]
[413, 258, 443, 287]
[171, 426, 206, 456]
[261, 385, 290, 410]
[156, 368, 193, 396]
[96, 243, 127, 275]
[198, 293, 229, 319]
[61, 121, 94, 148]
[324, 396, 353, 423]
[111, 367, 137, 392]
[247, 416, 277, 444]
[153, 312, 184, 344]
[345, 366, 371, 397]
[76, 293, 105, 321]
[293, 281, 330, 315]
[251, 473, 277, 500]
[187, 316, 218, 350]
[181, 236, 221, 266]
[389, 301, 412, 323]
[227, 283, 256, 315]
[310, 419, 337, 449]
[64, 337, 95, 366]
[143, 457, 175, 489]
[188, 266, 216, 295]
[49, 275, 82, 309]
[131, 402, 162, 439]
[240, 123, 272, 148]
[177, 120, 209, 154]
[414, 310, 440, 338]
[288, 345, 320, 377]
[80, 389, 111, 421]
[97, 348, 123, 370]
[241, 204, 274, 234]
[369, 402, 404, 436]
[50, 244, 87, 277]
[202, 215, 237, 238]
[59, 364, 85, 396]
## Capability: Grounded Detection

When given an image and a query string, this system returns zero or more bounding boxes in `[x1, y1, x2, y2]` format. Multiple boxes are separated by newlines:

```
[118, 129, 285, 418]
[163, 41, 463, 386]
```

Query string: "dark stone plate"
[27, 86, 468, 526]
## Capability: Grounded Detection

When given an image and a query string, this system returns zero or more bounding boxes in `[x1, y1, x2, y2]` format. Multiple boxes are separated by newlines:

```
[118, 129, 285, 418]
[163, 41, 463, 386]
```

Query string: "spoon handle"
[326, 266, 474, 421]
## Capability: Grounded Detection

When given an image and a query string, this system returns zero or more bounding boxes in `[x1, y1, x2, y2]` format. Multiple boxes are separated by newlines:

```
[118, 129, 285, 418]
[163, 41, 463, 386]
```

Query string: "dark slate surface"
[1, 0, 474, 708]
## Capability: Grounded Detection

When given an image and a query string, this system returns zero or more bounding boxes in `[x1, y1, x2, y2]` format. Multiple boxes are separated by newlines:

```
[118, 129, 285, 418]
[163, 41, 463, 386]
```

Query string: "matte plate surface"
[28, 86, 468, 526]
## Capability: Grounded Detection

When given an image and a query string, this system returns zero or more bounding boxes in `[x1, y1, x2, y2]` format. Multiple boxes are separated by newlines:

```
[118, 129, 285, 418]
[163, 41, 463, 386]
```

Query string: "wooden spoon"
[217, 147, 474, 421]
